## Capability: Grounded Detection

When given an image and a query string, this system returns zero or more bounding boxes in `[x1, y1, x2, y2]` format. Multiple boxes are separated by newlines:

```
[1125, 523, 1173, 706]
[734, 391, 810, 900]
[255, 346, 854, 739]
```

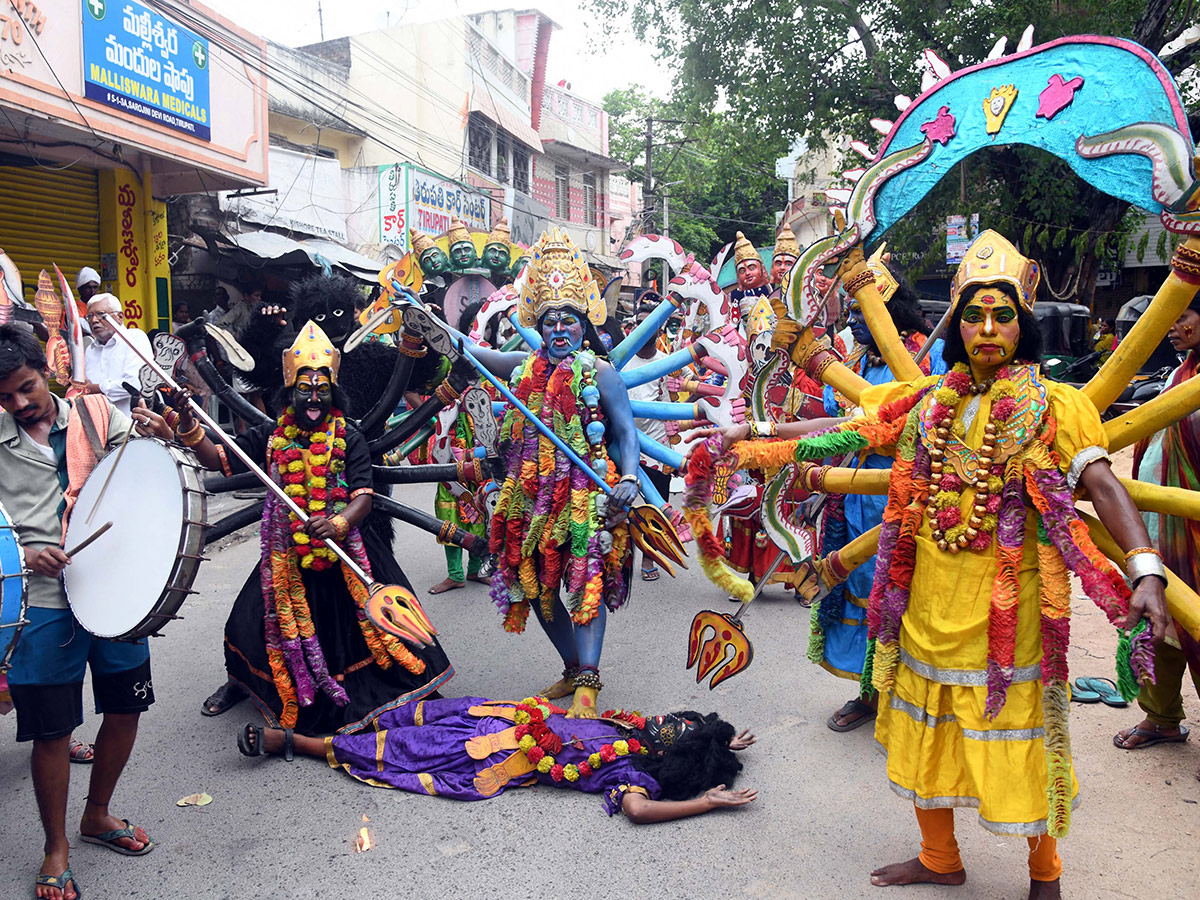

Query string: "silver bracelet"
[1126, 551, 1167, 586]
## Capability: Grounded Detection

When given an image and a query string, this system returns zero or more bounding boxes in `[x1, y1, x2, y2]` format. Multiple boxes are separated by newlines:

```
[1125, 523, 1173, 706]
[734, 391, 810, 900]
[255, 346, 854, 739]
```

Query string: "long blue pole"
[609, 294, 680, 370]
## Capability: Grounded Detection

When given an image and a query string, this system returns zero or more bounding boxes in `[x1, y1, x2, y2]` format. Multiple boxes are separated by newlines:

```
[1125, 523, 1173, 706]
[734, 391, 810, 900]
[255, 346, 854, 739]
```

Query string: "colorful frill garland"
[489, 350, 631, 633]
[260, 413, 425, 729]
[702, 366, 1157, 837]
[683, 437, 754, 603]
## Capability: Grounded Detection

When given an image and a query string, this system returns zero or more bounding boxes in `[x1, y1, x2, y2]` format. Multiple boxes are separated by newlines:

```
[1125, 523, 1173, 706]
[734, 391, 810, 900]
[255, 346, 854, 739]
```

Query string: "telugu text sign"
[408, 167, 490, 237]
[81, 0, 211, 141]
[378, 164, 408, 251]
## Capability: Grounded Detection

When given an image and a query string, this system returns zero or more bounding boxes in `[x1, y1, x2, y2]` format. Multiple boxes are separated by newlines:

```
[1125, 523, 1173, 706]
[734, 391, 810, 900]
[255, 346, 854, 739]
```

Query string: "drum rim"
[0, 495, 31, 672]
[63, 437, 208, 640]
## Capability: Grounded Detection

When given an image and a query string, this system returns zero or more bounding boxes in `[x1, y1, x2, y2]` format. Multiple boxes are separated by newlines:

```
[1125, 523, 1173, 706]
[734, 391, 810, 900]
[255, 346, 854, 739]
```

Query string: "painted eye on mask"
[297, 381, 332, 397]
[315, 314, 326, 322]
[333, 309, 344, 317]
[962, 308, 985, 324]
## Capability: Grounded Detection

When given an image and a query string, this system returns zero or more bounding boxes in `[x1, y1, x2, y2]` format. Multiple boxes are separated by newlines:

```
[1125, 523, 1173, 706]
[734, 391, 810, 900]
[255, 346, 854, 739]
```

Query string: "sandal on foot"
[35, 867, 80, 900]
[1113, 724, 1189, 750]
[1070, 679, 1101, 703]
[827, 698, 876, 733]
[1078, 676, 1129, 708]
[237, 723, 294, 761]
[80, 819, 154, 856]
[68, 739, 94, 764]
[201, 682, 246, 717]
[641, 567, 660, 582]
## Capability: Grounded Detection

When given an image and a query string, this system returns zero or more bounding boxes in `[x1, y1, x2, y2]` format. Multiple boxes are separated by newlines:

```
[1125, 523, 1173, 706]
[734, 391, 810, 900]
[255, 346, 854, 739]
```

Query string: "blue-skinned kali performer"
[446, 228, 640, 718]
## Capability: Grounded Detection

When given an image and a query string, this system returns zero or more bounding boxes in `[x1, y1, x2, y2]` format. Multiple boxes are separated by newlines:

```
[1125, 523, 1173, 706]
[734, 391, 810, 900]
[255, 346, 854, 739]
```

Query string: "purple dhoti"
[325, 697, 659, 812]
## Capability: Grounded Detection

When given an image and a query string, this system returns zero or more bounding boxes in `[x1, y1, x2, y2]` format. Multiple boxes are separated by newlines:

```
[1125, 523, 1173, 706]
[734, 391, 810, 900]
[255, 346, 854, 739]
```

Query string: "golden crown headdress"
[747, 295, 776, 336]
[733, 231, 759, 265]
[283, 320, 341, 387]
[774, 224, 801, 259]
[409, 228, 438, 257]
[517, 227, 604, 328]
[487, 217, 511, 245]
[950, 230, 1040, 312]
[446, 217, 472, 246]
[866, 242, 900, 304]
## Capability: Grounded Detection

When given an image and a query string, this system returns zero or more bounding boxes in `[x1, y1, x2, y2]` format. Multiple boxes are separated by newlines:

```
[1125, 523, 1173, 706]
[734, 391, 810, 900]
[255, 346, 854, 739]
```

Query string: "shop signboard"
[378, 163, 408, 252]
[81, 0, 212, 141]
[408, 166, 490, 237]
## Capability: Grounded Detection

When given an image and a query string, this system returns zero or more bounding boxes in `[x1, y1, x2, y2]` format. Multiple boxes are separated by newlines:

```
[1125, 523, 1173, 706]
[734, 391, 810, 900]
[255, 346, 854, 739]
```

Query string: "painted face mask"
[960, 289, 1019, 370]
[770, 253, 796, 286]
[482, 243, 511, 272]
[540, 309, 585, 359]
[450, 240, 479, 270]
[848, 303, 874, 349]
[293, 369, 333, 428]
[419, 247, 452, 276]
[736, 259, 767, 290]
[638, 713, 700, 755]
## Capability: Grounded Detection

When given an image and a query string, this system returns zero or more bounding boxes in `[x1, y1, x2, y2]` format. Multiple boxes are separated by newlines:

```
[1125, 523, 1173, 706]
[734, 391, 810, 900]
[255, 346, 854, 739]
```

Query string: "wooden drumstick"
[85, 422, 135, 525]
[64, 521, 112, 559]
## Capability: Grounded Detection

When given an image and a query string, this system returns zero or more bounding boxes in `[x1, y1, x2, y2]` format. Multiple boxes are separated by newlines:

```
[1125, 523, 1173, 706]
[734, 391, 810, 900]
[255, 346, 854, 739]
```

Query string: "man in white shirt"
[82, 293, 151, 417]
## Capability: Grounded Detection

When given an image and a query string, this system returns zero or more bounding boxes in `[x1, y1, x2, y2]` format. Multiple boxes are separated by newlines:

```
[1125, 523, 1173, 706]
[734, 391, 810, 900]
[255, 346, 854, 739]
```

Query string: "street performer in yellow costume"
[699, 232, 1169, 900]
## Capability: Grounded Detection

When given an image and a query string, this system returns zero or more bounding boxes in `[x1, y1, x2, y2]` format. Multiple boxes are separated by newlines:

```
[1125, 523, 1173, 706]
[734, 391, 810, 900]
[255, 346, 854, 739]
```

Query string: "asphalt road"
[2, 483, 1198, 899]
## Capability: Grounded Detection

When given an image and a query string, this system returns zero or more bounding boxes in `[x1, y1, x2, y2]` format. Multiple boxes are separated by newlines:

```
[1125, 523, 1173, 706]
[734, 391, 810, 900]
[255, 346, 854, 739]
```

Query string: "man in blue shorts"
[0, 324, 172, 900]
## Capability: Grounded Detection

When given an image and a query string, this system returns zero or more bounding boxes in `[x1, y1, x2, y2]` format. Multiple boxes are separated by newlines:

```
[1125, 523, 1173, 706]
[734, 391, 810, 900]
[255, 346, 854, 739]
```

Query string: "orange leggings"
[915, 806, 1062, 881]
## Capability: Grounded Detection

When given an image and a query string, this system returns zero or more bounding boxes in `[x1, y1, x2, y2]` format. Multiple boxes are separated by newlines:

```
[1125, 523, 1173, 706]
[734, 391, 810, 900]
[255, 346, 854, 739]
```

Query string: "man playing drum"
[0, 325, 173, 900]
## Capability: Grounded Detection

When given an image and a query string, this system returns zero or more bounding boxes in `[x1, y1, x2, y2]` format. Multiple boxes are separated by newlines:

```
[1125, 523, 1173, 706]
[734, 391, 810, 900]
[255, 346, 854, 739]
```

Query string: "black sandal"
[236, 723, 295, 761]
[202, 681, 247, 717]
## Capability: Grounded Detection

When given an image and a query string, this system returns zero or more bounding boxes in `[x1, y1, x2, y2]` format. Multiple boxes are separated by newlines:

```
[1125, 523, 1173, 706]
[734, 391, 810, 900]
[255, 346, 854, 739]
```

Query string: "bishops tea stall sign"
[81, 0, 212, 141]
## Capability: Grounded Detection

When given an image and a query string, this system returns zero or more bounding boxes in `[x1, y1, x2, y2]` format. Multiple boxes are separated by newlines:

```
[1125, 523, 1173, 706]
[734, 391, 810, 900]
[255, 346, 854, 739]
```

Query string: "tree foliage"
[587, 0, 1200, 306]
[603, 86, 789, 262]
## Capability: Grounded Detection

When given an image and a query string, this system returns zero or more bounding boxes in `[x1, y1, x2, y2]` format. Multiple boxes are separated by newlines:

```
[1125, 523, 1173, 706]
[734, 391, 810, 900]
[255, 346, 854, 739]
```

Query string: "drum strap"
[60, 395, 112, 540]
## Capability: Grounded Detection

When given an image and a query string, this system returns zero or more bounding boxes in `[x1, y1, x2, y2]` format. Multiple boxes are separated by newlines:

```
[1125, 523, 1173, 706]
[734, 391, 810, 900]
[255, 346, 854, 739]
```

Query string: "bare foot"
[467, 573, 493, 586]
[566, 686, 599, 719]
[541, 673, 577, 700]
[36, 850, 77, 900]
[870, 857, 966, 887]
[1028, 879, 1061, 900]
[427, 578, 465, 595]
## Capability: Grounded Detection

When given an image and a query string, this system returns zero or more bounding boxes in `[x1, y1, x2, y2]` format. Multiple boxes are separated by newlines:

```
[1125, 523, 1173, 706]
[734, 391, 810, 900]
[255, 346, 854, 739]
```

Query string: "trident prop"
[686, 450, 855, 689]
[101, 314, 437, 649]
[400, 307, 687, 574]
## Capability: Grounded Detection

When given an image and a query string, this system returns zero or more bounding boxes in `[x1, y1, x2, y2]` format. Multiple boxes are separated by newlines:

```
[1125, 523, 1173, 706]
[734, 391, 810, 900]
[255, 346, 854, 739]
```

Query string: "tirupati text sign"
[408, 166, 490, 236]
[81, 0, 211, 141]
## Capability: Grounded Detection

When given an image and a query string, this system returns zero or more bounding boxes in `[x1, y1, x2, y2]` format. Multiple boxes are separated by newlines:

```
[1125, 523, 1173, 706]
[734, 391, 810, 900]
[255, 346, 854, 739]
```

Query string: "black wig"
[941, 283, 1043, 369]
[883, 261, 932, 336]
[632, 712, 742, 800]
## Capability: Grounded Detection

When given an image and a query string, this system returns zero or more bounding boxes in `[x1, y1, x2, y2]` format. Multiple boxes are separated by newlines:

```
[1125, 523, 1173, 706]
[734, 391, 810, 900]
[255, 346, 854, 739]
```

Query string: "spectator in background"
[75, 267, 101, 334]
[82, 293, 151, 417]
[1094, 317, 1119, 365]
[208, 285, 252, 338]
[170, 301, 191, 333]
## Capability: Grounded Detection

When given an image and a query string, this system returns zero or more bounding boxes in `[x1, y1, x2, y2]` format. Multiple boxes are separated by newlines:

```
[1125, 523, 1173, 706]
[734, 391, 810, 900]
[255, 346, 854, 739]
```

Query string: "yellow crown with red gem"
[517, 227, 604, 328]
[950, 230, 1040, 313]
[283, 320, 341, 387]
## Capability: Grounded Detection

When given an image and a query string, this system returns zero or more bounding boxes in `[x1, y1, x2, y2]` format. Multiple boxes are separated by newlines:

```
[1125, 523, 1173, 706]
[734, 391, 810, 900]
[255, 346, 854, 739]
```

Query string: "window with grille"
[572, 101, 583, 123]
[587, 107, 599, 129]
[513, 145, 530, 194]
[557, 93, 568, 117]
[468, 115, 492, 175]
[555, 164, 570, 219]
[496, 132, 511, 185]
[582, 172, 596, 226]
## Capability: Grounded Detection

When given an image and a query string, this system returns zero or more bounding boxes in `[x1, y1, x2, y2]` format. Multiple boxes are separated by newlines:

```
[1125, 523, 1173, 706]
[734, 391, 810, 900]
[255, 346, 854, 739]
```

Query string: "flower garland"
[512, 697, 648, 782]
[271, 407, 349, 570]
[683, 438, 753, 603]
[489, 350, 631, 633]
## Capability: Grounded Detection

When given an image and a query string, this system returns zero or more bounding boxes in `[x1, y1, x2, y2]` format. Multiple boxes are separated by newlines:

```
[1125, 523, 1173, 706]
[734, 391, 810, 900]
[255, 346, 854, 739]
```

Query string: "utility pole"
[318, 1, 325, 41]
[641, 116, 654, 286]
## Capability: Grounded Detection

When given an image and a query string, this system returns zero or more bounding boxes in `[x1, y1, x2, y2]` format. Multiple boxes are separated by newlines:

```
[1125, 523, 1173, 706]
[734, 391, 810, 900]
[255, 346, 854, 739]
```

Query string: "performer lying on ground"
[236, 696, 756, 823]
[171, 320, 452, 735]
[698, 232, 1168, 900]
[434, 229, 641, 719]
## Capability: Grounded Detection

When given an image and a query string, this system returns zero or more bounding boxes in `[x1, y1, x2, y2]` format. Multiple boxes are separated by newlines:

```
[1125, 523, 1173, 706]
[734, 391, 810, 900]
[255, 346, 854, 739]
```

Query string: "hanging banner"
[81, 0, 212, 141]
[378, 163, 408, 251]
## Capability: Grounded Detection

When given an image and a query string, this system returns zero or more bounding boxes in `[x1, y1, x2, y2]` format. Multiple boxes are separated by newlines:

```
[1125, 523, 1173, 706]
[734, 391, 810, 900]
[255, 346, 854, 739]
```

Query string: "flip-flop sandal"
[35, 867, 80, 899]
[68, 739, 94, 764]
[1078, 676, 1129, 708]
[237, 723, 294, 761]
[201, 682, 246, 717]
[1070, 679, 1101, 703]
[80, 819, 154, 856]
[1113, 724, 1190, 750]
[827, 699, 877, 733]
[641, 568, 660, 581]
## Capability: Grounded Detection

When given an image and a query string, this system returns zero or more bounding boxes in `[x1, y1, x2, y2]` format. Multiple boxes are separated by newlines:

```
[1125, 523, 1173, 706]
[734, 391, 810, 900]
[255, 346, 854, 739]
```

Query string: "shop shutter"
[0, 165, 100, 303]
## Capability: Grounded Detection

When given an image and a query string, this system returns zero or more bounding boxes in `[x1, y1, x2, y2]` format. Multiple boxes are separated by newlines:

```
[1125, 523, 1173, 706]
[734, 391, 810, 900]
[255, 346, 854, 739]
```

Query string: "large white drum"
[64, 438, 208, 639]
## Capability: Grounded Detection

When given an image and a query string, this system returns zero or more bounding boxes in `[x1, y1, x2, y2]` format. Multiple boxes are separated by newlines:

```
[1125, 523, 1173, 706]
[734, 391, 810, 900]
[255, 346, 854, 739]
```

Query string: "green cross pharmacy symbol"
[192, 41, 207, 69]
[86, 0, 105, 19]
